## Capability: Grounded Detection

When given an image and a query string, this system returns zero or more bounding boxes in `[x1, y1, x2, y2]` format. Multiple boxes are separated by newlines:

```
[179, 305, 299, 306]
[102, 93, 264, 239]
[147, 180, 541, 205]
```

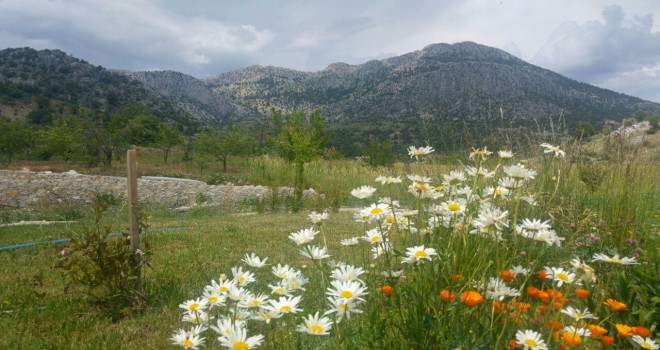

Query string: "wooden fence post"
[126, 149, 143, 306]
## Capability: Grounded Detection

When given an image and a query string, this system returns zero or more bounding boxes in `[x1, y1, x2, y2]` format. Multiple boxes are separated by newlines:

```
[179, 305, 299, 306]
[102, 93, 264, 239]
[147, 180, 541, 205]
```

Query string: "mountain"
[199, 42, 659, 123]
[2, 42, 659, 128]
[0, 47, 194, 125]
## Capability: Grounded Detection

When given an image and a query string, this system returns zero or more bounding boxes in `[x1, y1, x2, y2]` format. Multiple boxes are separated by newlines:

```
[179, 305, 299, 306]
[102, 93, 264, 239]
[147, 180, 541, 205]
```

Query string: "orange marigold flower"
[538, 291, 551, 303]
[538, 305, 550, 313]
[515, 302, 531, 311]
[601, 335, 615, 346]
[548, 320, 563, 330]
[440, 289, 455, 303]
[492, 301, 504, 313]
[615, 323, 634, 337]
[460, 291, 484, 306]
[507, 338, 521, 349]
[588, 324, 607, 338]
[527, 286, 540, 298]
[453, 274, 464, 282]
[632, 326, 650, 337]
[381, 285, 394, 296]
[500, 270, 516, 282]
[562, 332, 582, 347]
[605, 299, 627, 311]
[574, 289, 590, 298]
[538, 270, 547, 279]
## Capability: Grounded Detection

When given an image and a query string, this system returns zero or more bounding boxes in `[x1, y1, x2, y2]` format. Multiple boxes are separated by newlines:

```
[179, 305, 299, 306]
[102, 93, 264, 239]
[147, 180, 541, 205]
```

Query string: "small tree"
[159, 123, 182, 163]
[575, 121, 595, 140]
[193, 125, 254, 172]
[272, 109, 329, 212]
[0, 117, 34, 164]
[361, 140, 396, 168]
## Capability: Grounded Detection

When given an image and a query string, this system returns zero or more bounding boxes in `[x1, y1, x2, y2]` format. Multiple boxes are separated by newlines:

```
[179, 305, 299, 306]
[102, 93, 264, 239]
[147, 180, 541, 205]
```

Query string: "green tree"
[0, 117, 34, 163]
[361, 140, 396, 167]
[575, 121, 595, 140]
[271, 109, 329, 211]
[159, 123, 182, 163]
[35, 117, 83, 161]
[193, 125, 254, 172]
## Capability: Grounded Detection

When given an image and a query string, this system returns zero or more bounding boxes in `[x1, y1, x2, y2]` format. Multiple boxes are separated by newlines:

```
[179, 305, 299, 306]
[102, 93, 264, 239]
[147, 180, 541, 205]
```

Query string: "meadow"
[0, 130, 658, 349]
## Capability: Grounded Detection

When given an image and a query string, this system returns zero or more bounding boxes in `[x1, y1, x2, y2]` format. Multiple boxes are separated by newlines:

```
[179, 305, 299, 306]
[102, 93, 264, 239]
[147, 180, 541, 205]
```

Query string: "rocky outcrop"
[0, 170, 317, 208]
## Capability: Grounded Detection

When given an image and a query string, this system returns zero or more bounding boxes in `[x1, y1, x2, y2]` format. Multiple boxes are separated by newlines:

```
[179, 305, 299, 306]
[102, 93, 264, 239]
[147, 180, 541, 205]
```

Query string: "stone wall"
[0, 170, 313, 208]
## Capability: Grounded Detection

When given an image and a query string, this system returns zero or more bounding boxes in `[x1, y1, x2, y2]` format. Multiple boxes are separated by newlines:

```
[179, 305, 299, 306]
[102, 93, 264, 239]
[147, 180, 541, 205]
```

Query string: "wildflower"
[615, 323, 634, 337]
[371, 242, 392, 259]
[299, 245, 330, 260]
[408, 145, 434, 159]
[510, 265, 530, 276]
[407, 174, 432, 183]
[633, 326, 651, 337]
[588, 324, 607, 338]
[498, 150, 514, 159]
[242, 253, 268, 268]
[440, 290, 455, 302]
[540, 143, 565, 157]
[517, 218, 552, 233]
[499, 177, 521, 190]
[562, 326, 591, 337]
[231, 266, 256, 286]
[179, 298, 208, 313]
[340, 237, 360, 246]
[308, 211, 329, 224]
[561, 306, 597, 321]
[327, 280, 369, 303]
[289, 227, 319, 245]
[171, 328, 205, 349]
[632, 335, 659, 349]
[182, 310, 210, 325]
[515, 329, 548, 350]
[408, 181, 437, 198]
[401, 245, 438, 264]
[252, 309, 281, 324]
[486, 277, 521, 301]
[466, 166, 496, 178]
[461, 291, 484, 306]
[375, 175, 402, 185]
[472, 206, 509, 231]
[527, 286, 540, 297]
[218, 325, 264, 350]
[504, 164, 537, 181]
[500, 270, 516, 282]
[570, 258, 597, 282]
[604, 299, 627, 311]
[359, 203, 391, 222]
[469, 147, 493, 160]
[381, 270, 404, 279]
[351, 185, 377, 199]
[561, 332, 582, 347]
[363, 228, 385, 244]
[296, 311, 333, 335]
[227, 286, 248, 301]
[443, 170, 466, 187]
[239, 293, 270, 309]
[207, 278, 236, 295]
[202, 289, 226, 309]
[268, 296, 303, 314]
[574, 289, 590, 298]
[543, 267, 576, 287]
[331, 264, 365, 283]
[592, 253, 639, 265]
[326, 297, 362, 322]
[601, 335, 615, 346]
[484, 186, 510, 199]
[381, 285, 394, 296]
[272, 264, 295, 279]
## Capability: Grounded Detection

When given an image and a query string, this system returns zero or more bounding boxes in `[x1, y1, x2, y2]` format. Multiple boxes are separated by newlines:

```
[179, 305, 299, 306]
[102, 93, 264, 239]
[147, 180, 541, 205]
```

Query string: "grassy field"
[1, 132, 659, 349]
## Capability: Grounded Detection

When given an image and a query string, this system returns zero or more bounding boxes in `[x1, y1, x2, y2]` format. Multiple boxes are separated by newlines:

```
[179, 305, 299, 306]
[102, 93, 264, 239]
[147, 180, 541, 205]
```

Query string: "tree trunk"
[293, 161, 305, 212]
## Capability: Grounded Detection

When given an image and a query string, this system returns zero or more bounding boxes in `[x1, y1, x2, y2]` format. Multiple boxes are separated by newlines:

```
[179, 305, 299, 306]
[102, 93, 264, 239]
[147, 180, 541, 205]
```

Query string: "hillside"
[0, 48, 194, 126]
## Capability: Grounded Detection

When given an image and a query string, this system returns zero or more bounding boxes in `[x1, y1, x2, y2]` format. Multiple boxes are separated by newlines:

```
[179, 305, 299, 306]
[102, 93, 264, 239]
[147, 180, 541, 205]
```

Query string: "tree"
[0, 118, 34, 164]
[271, 109, 329, 211]
[193, 125, 254, 172]
[35, 117, 82, 161]
[575, 121, 595, 140]
[159, 123, 182, 163]
[361, 140, 396, 168]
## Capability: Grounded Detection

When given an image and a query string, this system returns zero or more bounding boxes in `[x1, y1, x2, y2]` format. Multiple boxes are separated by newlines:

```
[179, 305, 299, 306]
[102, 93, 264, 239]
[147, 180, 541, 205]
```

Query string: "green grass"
[1, 135, 659, 349]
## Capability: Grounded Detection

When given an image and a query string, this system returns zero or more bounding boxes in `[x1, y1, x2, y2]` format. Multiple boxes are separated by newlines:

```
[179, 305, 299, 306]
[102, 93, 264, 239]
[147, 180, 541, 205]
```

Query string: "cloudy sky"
[1, 0, 659, 102]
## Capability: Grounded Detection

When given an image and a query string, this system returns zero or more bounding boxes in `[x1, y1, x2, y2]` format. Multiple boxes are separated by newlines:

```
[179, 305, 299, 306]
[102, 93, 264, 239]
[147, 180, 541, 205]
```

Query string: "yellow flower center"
[339, 304, 348, 311]
[280, 305, 291, 313]
[275, 288, 285, 294]
[233, 341, 249, 350]
[448, 203, 461, 211]
[183, 339, 194, 348]
[252, 300, 259, 306]
[494, 188, 503, 195]
[415, 250, 428, 258]
[370, 207, 383, 215]
[189, 303, 200, 311]
[641, 341, 652, 349]
[208, 296, 218, 303]
[524, 339, 538, 347]
[341, 290, 354, 298]
[220, 286, 229, 292]
[557, 273, 569, 282]
[239, 276, 246, 283]
[311, 325, 324, 334]
[576, 313, 583, 319]
[370, 236, 381, 242]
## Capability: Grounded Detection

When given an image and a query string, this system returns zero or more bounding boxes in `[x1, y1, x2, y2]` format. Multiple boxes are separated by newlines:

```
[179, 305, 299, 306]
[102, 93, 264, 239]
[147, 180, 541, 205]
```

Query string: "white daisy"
[289, 227, 319, 245]
[351, 185, 377, 199]
[218, 325, 264, 350]
[401, 245, 438, 264]
[242, 253, 268, 268]
[515, 329, 548, 350]
[540, 143, 565, 157]
[296, 312, 333, 335]
[592, 253, 639, 265]
[299, 245, 330, 260]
